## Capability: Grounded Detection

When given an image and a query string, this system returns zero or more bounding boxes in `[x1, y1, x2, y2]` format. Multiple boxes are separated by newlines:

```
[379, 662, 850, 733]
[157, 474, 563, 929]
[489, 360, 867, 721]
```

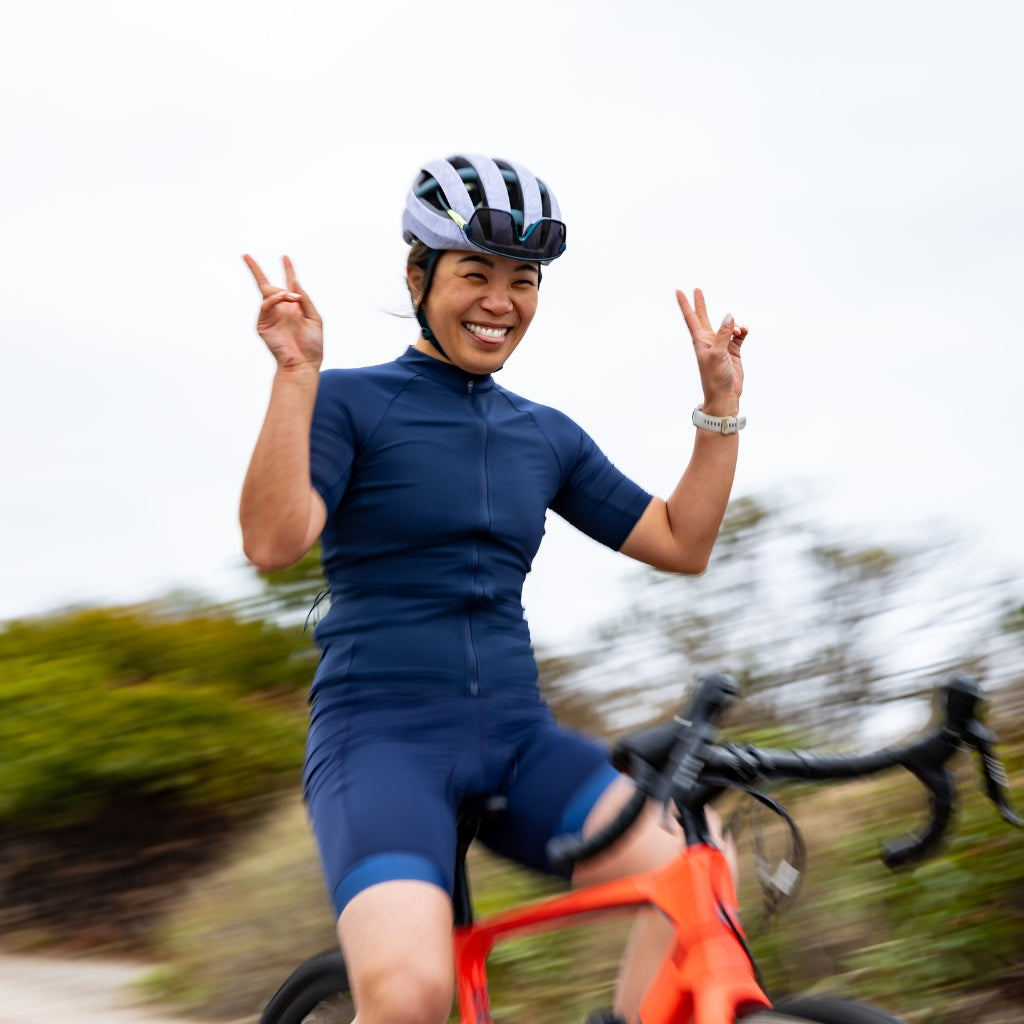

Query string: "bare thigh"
[571, 776, 736, 886]
[338, 880, 454, 1024]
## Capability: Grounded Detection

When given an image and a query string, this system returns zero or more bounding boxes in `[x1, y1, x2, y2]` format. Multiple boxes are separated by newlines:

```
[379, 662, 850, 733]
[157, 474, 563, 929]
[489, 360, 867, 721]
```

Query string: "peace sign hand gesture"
[243, 255, 324, 373]
[675, 288, 747, 416]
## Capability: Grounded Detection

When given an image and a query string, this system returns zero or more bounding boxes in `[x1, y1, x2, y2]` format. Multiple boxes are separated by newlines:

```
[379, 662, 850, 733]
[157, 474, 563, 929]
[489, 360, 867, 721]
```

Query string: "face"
[409, 250, 540, 375]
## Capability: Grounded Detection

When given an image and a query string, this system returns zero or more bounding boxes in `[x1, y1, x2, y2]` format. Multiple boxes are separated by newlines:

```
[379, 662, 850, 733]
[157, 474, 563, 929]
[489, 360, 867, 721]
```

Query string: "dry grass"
[145, 795, 337, 1021]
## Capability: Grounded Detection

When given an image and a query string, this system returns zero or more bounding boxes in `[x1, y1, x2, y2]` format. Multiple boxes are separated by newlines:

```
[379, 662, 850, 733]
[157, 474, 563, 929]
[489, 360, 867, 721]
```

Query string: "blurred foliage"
[561, 494, 1022, 737]
[741, 727, 1024, 1023]
[235, 545, 329, 622]
[0, 603, 311, 830]
[1002, 601, 1024, 635]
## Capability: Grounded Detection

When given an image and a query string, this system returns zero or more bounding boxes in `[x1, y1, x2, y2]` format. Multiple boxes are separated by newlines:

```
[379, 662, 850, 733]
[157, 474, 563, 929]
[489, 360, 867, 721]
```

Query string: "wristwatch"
[692, 405, 746, 435]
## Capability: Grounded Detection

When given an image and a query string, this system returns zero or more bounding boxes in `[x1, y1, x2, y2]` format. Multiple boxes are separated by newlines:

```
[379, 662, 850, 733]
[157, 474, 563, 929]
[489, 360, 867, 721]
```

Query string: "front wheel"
[259, 949, 353, 1024]
[739, 996, 907, 1023]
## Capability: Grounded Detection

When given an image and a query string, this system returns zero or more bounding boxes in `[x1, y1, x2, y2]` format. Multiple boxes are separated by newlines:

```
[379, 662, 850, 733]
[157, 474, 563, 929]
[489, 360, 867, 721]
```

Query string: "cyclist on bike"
[240, 153, 747, 1024]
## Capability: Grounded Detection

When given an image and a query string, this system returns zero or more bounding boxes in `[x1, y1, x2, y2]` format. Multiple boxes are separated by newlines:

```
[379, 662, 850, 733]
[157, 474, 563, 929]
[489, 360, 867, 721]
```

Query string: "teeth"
[464, 322, 509, 340]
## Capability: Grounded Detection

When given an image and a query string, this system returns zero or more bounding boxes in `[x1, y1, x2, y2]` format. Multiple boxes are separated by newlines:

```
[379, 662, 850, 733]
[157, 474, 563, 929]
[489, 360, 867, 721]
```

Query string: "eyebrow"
[456, 254, 539, 275]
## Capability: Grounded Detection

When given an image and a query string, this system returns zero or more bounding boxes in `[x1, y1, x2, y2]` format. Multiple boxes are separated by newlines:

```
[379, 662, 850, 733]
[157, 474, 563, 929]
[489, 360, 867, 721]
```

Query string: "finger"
[294, 287, 321, 322]
[693, 287, 713, 332]
[243, 254, 275, 293]
[715, 313, 736, 344]
[280, 256, 321, 320]
[283, 255, 298, 292]
[675, 289, 703, 336]
[259, 289, 304, 315]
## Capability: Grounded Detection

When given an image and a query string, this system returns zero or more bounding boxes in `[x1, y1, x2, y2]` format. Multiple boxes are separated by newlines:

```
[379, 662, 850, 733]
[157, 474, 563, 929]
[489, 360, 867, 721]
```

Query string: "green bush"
[0, 606, 310, 830]
[0, 604, 316, 697]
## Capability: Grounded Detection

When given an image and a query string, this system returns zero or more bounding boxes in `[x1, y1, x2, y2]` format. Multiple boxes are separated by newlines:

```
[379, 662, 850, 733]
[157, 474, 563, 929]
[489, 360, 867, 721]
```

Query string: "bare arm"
[619, 288, 747, 574]
[239, 255, 328, 571]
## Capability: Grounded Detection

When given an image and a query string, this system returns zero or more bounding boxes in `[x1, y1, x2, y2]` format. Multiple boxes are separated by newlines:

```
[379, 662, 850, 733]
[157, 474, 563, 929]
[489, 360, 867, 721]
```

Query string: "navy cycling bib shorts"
[303, 348, 652, 915]
[304, 685, 620, 914]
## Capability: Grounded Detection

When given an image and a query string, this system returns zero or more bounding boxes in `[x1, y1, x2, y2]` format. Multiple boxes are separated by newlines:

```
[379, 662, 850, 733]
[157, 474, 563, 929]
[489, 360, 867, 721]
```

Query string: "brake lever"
[944, 674, 1023, 829]
[962, 720, 1024, 829]
[881, 760, 955, 869]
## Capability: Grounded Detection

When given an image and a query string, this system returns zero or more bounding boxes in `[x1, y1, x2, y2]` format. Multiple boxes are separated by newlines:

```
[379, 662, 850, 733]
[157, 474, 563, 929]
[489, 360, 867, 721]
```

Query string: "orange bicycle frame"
[452, 842, 770, 1024]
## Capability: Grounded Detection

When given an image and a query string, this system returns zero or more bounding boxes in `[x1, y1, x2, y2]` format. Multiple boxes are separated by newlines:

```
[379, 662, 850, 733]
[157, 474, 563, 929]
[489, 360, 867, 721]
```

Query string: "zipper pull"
[466, 380, 474, 394]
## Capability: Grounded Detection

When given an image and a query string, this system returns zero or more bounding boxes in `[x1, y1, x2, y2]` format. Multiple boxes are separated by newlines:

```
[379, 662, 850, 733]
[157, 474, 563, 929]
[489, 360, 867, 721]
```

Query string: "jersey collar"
[399, 346, 497, 392]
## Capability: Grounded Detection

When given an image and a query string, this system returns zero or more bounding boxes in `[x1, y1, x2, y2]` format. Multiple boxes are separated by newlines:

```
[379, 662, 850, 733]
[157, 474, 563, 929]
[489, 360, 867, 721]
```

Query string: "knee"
[356, 964, 453, 1024]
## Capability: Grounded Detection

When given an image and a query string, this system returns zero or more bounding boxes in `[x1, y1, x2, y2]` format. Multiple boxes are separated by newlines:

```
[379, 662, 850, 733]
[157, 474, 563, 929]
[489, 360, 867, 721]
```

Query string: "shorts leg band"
[556, 761, 622, 837]
[332, 853, 449, 916]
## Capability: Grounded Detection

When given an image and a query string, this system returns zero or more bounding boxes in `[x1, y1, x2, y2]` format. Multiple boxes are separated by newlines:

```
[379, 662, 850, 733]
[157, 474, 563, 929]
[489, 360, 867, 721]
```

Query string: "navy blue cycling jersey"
[308, 346, 653, 696]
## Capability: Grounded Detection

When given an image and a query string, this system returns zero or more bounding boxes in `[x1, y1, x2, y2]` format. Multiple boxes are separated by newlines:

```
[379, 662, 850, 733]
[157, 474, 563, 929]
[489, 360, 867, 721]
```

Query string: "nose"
[479, 282, 514, 315]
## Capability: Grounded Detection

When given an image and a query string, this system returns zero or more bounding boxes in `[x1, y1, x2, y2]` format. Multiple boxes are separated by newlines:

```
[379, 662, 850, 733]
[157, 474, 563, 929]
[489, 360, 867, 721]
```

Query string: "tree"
[564, 491, 1010, 736]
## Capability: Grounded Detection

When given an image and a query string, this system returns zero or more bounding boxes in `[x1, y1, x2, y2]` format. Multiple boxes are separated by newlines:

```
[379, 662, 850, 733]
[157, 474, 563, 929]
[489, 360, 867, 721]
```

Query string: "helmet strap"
[414, 249, 448, 360]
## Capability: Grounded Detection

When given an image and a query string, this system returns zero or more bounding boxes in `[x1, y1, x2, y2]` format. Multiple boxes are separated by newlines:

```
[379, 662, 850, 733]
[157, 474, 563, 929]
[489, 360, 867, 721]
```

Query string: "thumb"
[715, 313, 735, 343]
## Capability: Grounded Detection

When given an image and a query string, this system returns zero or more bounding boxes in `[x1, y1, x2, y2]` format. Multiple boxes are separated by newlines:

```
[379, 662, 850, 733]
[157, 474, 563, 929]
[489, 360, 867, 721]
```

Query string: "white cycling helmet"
[402, 154, 566, 262]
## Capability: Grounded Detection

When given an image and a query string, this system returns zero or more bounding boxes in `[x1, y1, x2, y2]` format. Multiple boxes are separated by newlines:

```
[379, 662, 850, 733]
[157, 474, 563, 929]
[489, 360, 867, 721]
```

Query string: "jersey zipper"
[466, 378, 488, 696]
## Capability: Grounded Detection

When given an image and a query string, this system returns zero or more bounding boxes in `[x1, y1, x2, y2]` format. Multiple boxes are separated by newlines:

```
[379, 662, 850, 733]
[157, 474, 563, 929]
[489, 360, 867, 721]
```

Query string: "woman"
[241, 154, 747, 1024]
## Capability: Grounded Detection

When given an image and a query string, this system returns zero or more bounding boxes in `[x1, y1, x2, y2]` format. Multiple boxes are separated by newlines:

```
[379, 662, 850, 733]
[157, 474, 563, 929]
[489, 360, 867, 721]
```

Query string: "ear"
[407, 263, 426, 307]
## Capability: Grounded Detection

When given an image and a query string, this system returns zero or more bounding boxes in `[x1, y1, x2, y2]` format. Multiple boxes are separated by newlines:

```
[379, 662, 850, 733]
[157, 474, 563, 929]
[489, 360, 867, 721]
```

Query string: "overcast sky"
[3, 0, 1022, 653]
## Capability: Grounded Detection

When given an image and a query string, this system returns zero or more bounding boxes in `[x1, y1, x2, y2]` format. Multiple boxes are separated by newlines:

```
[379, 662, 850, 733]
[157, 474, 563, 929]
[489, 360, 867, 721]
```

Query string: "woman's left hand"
[675, 288, 747, 415]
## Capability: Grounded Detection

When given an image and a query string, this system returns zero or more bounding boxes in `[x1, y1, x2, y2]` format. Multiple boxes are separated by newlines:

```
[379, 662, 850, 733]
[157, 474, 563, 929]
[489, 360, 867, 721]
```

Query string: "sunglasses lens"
[466, 209, 566, 261]
[469, 208, 516, 250]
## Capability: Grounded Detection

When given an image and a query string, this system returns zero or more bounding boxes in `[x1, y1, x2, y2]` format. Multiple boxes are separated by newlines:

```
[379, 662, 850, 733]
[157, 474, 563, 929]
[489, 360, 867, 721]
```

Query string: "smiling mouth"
[463, 322, 511, 341]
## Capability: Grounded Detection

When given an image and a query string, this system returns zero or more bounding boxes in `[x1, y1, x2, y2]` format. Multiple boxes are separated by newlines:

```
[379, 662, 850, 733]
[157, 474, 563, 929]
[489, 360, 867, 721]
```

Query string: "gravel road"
[0, 954, 228, 1024]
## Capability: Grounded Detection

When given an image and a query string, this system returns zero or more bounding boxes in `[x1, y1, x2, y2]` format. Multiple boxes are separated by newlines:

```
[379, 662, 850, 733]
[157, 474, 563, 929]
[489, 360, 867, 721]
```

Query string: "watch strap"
[692, 406, 746, 435]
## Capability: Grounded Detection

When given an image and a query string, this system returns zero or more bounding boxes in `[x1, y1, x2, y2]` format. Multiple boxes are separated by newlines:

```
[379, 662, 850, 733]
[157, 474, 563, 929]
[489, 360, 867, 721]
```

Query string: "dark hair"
[407, 239, 434, 273]
[406, 239, 437, 310]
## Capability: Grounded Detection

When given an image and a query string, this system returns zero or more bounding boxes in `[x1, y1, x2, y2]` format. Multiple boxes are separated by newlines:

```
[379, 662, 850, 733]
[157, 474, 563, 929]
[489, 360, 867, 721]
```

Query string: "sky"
[3, 0, 1022, 655]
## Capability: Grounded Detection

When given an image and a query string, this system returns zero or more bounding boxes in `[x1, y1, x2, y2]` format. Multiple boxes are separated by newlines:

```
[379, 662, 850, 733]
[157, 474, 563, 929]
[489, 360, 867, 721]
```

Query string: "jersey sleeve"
[309, 370, 358, 516]
[548, 419, 653, 551]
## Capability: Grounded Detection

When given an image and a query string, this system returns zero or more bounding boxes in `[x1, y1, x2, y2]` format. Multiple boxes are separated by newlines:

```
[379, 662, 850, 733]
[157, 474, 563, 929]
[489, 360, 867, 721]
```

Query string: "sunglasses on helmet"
[447, 208, 567, 262]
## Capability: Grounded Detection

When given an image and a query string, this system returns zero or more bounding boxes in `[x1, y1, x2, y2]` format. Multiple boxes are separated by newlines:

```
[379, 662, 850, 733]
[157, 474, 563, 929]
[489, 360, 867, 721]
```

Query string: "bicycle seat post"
[453, 796, 508, 927]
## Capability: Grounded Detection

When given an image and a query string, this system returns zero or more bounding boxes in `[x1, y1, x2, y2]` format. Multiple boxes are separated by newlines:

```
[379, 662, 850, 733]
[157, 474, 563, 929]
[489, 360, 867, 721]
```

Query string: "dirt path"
[0, 953, 234, 1024]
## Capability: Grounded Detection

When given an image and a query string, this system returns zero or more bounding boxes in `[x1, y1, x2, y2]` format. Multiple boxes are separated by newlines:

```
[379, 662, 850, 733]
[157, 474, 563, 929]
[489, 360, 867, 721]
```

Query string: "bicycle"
[259, 672, 1022, 1024]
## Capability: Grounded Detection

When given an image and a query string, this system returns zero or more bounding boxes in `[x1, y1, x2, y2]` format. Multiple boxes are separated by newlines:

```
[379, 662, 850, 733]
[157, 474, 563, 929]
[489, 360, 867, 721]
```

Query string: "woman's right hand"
[243, 254, 323, 371]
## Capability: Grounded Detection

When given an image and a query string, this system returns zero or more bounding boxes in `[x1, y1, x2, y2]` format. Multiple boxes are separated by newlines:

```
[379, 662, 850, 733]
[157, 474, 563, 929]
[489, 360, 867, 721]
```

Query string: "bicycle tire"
[739, 996, 907, 1023]
[259, 949, 353, 1024]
